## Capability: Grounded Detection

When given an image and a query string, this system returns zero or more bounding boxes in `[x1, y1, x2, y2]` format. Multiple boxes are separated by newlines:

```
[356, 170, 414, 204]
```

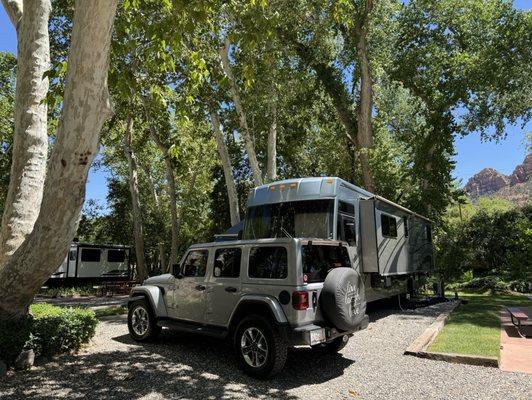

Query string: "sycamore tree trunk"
[219, 37, 263, 187]
[141, 163, 167, 271]
[266, 90, 277, 182]
[278, 28, 376, 193]
[0, 0, 50, 268]
[149, 128, 179, 272]
[209, 109, 240, 226]
[142, 163, 160, 207]
[354, 0, 376, 193]
[0, 0, 119, 320]
[123, 118, 149, 283]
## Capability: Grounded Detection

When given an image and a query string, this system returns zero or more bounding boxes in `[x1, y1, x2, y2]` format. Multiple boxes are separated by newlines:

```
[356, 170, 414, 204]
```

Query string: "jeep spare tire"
[320, 267, 366, 331]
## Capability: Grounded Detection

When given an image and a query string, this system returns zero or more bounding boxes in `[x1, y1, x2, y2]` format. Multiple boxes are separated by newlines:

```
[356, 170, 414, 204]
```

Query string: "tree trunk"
[123, 118, 149, 283]
[158, 242, 166, 273]
[0, 0, 118, 320]
[278, 28, 376, 193]
[141, 163, 159, 207]
[0, 0, 50, 268]
[209, 109, 240, 226]
[266, 90, 277, 182]
[219, 37, 263, 186]
[354, 0, 376, 193]
[148, 128, 180, 272]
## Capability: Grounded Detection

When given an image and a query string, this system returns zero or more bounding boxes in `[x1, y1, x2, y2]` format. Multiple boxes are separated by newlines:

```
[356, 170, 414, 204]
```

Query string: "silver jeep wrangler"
[127, 238, 368, 378]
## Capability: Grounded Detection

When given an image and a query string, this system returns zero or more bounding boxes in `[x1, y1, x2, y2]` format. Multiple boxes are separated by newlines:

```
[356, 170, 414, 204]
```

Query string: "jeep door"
[172, 248, 210, 323]
[206, 247, 242, 326]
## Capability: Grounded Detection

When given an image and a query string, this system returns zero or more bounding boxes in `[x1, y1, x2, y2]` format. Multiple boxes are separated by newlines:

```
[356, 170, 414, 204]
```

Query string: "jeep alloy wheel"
[241, 327, 269, 368]
[127, 299, 161, 341]
[234, 315, 288, 378]
[131, 306, 149, 336]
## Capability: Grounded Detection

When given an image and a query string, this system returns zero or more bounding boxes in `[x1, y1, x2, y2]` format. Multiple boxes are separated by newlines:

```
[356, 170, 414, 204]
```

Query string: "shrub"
[27, 304, 98, 357]
[0, 315, 32, 366]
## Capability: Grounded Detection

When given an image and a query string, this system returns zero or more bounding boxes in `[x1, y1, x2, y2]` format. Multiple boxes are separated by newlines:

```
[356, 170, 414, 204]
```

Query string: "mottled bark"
[149, 128, 179, 272]
[266, 91, 277, 182]
[0, 0, 118, 319]
[210, 109, 240, 226]
[354, 0, 375, 193]
[141, 163, 160, 207]
[278, 28, 376, 193]
[219, 37, 263, 186]
[1, 0, 22, 27]
[0, 0, 50, 268]
[123, 118, 149, 283]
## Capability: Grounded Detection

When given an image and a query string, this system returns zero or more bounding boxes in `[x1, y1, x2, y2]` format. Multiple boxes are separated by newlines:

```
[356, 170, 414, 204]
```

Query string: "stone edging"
[404, 300, 499, 368]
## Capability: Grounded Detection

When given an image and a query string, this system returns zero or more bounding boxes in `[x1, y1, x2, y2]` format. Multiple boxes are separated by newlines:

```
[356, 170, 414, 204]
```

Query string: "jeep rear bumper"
[289, 314, 369, 346]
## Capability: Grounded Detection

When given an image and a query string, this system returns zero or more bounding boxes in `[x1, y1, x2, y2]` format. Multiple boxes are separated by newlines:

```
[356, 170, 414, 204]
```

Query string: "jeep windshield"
[301, 244, 351, 283]
[243, 200, 334, 240]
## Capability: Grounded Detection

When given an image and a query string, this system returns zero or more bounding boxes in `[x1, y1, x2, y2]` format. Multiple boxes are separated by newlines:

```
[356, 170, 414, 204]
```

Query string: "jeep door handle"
[195, 284, 206, 291]
[225, 287, 238, 293]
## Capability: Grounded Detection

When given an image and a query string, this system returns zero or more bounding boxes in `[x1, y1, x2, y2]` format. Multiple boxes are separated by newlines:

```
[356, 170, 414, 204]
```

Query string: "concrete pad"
[500, 309, 532, 374]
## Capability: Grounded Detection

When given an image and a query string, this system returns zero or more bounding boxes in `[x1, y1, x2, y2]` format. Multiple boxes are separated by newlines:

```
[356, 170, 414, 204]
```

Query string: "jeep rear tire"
[234, 314, 287, 379]
[128, 299, 161, 341]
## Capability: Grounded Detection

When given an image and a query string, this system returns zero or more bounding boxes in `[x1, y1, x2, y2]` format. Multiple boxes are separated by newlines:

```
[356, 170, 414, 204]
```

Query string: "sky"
[0, 2, 530, 211]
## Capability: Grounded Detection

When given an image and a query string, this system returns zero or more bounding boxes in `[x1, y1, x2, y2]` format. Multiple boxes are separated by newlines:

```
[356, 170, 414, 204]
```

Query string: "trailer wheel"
[128, 299, 161, 341]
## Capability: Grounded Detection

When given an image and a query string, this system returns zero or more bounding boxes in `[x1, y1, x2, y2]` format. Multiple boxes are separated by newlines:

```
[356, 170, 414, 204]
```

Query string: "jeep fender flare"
[229, 295, 288, 329]
[128, 285, 168, 318]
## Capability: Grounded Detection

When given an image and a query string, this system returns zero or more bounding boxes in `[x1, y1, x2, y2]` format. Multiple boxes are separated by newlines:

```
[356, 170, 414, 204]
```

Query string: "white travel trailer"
[238, 177, 433, 302]
[48, 242, 132, 285]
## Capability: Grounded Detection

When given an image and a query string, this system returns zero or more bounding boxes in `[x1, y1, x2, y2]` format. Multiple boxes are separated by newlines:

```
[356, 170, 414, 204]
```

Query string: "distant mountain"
[464, 154, 531, 205]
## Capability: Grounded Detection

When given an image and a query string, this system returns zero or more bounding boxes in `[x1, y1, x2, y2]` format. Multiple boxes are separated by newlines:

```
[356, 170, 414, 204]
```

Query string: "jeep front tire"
[128, 299, 161, 341]
[234, 314, 287, 378]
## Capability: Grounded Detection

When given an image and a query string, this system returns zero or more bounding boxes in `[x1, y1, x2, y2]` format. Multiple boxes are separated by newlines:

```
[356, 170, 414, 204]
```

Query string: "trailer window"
[183, 250, 208, 277]
[243, 200, 334, 240]
[338, 201, 355, 215]
[302, 245, 351, 283]
[107, 249, 126, 263]
[381, 214, 397, 238]
[81, 248, 101, 262]
[403, 216, 409, 237]
[214, 248, 241, 278]
[337, 215, 356, 246]
[249, 247, 287, 279]
[69, 250, 77, 261]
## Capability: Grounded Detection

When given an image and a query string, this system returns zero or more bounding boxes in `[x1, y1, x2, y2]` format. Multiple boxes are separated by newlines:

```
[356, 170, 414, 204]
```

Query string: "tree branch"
[1, 0, 23, 29]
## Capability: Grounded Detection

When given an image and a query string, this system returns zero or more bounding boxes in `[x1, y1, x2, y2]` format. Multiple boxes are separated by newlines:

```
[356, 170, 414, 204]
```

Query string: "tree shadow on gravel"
[0, 327, 354, 400]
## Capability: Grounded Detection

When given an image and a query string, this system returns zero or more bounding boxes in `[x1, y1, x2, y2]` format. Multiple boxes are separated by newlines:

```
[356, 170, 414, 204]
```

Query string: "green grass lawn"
[429, 291, 532, 358]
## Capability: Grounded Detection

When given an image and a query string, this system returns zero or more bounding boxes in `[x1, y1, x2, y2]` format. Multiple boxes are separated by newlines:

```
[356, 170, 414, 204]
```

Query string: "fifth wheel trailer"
[239, 177, 434, 302]
[47, 242, 132, 286]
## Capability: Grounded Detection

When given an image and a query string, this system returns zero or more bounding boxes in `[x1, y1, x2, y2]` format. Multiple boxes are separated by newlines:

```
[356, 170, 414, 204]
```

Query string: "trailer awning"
[372, 195, 432, 223]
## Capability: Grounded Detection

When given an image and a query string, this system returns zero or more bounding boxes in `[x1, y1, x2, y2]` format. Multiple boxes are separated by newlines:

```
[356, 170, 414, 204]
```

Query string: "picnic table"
[507, 307, 531, 338]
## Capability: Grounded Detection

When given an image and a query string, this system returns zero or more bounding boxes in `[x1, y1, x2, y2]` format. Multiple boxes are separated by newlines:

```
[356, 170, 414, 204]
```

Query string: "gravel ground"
[1, 301, 531, 400]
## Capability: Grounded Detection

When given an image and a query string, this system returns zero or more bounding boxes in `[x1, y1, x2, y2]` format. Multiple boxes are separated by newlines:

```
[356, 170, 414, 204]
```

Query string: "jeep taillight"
[292, 291, 309, 310]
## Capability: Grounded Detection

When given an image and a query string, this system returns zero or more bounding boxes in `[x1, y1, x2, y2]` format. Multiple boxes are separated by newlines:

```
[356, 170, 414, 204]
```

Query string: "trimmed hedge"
[0, 304, 98, 367]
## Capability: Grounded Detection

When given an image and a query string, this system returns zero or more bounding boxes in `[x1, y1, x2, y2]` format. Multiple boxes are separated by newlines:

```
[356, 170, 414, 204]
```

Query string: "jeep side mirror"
[172, 263, 182, 278]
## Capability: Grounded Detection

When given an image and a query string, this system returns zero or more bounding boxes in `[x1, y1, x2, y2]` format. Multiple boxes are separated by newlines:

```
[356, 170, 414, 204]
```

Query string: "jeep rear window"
[301, 245, 351, 283]
[248, 246, 287, 279]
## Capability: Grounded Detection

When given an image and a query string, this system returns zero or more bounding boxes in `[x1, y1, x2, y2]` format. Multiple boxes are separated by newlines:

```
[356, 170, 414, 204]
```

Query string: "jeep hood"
[143, 274, 174, 285]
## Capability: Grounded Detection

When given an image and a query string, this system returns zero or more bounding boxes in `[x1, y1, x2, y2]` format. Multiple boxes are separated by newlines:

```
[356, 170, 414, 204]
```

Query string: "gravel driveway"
[1, 301, 531, 400]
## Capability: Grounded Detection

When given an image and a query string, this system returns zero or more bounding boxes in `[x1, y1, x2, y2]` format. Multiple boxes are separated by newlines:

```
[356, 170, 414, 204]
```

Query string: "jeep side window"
[214, 248, 241, 278]
[248, 246, 287, 279]
[182, 250, 208, 277]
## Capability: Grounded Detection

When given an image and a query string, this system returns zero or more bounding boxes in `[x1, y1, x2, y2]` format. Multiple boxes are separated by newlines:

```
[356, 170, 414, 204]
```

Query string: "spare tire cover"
[320, 267, 366, 331]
